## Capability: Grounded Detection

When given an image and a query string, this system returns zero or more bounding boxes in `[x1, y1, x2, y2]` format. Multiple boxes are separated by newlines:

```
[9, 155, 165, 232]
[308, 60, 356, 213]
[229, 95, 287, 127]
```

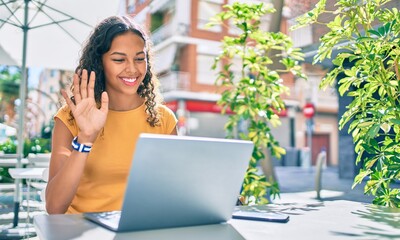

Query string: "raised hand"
[61, 69, 109, 143]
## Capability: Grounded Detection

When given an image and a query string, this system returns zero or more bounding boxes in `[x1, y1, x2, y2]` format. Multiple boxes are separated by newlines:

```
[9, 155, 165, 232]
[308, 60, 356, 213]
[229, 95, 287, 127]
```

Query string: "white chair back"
[39, 168, 49, 202]
[27, 153, 51, 168]
[0, 153, 19, 159]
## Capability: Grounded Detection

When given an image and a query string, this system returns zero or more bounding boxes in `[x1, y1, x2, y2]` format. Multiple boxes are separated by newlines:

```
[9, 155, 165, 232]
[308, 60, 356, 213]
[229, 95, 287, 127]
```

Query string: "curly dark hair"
[71, 16, 162, 127]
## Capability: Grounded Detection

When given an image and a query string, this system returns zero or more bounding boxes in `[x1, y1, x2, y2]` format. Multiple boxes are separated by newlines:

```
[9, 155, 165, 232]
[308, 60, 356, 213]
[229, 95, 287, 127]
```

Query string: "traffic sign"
[303, 103, 315, 119]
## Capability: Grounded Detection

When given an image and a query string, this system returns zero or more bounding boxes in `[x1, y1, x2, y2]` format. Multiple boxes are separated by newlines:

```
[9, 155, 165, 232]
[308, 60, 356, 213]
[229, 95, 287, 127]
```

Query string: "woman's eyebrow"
[110, 52, 126, 56]
[109, 51, 145, 56]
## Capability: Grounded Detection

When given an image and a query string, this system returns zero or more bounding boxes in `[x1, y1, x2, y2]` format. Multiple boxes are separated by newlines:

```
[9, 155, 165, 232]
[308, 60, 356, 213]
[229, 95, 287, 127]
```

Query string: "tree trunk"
[269, 0, 284, 33]
[260, 147, 278, 183]
[259, 0, 284, 184]
[268, 0, 285, 70]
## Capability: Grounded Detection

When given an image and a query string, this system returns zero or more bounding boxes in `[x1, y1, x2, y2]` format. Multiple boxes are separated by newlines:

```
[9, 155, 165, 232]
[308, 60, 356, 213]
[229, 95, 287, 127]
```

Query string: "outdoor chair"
[0, 153, 19, 159]
[0, 153, 26, 191]
[26, 153, 50, 191]
[27, 153, 51, 168]
[8, 166, 49, 226]
[18, 153, 51, 210]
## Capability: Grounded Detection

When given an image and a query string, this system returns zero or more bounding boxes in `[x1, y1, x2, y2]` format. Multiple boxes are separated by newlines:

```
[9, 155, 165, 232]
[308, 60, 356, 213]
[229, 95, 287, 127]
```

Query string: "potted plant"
[208, 2, 306, 205]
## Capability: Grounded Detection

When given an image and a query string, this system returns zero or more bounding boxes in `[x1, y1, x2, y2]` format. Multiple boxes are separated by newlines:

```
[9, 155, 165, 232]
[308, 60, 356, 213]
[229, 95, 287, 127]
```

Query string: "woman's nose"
[125, 61, 136, 74]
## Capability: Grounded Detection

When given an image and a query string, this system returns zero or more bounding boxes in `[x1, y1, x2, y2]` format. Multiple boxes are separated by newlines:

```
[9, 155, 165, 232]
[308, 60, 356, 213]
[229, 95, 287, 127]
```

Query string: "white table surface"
[33, 200, 400, 240]
[8, 168, 46, 179]
[0, 158, 28, 167]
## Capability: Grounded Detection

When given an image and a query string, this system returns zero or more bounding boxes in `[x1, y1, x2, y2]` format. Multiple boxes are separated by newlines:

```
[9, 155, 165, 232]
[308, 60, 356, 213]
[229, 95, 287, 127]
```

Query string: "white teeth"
[122, 77, 137, 82]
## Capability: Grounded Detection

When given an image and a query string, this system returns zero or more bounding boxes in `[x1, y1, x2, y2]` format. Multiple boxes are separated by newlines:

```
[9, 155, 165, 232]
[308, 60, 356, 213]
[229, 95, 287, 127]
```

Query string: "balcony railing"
[151, 19, 189, 45]
[288, 18, 313, 48]
[159, 71, 190, 93]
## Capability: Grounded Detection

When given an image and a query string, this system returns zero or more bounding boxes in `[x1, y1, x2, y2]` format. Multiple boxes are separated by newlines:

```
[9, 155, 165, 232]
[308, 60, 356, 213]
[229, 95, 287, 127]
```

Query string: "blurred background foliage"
[0, 137, 51, 183]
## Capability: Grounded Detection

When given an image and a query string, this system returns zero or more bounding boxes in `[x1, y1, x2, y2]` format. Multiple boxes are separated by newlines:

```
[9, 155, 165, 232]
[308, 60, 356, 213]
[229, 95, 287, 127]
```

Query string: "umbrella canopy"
[0, 44, 17, 65]
[0, 0, 122, 70]
[0, 0, 122, 231]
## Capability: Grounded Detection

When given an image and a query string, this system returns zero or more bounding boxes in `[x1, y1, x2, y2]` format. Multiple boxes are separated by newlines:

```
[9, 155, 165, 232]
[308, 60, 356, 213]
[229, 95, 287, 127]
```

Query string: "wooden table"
[33, 200, 400, 240]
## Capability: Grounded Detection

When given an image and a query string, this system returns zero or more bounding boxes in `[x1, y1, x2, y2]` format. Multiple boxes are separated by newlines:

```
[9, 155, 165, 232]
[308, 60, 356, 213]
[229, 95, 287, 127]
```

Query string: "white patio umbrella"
[0, 0, 121, 236]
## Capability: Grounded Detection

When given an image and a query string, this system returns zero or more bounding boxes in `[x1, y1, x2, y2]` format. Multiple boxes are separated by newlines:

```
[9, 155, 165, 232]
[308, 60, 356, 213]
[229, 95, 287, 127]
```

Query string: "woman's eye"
[135, 58, 146, 62]
[112, 59, 124, 62]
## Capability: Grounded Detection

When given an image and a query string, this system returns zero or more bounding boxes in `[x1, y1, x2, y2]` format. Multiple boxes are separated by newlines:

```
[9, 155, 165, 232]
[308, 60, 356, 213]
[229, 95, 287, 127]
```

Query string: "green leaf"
[357, 37, 374, 43]
[368, 29, 382, 37]
[369, 139, 379, 151]
[380, 123, 391, 134]
[358, 121, 374, 128]
[367, 124, 380, 138]
[390, 118, 400, 125]
[353, 169, 372, 189]
[361, 143, 375, 154]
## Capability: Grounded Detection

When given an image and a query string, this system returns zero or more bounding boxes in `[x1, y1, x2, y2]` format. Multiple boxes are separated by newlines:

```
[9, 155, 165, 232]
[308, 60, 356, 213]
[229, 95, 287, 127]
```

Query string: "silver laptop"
[84, 133, 253, 232]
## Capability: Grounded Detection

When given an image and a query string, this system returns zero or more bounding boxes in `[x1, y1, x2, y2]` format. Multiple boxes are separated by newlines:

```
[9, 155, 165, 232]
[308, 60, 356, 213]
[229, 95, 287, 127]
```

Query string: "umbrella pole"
[13, 0, 29, 228]
[1, 1, 37, 238]
[1, 1, 36, 238]
[12, 0, 29, 228]
[12, 2, 35, 236]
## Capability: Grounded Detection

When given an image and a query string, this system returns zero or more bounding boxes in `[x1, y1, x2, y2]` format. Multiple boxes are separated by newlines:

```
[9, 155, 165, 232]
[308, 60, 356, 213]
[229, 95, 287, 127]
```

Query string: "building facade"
[27, 69, 71, 138]
[125, 0, 339, 166]
[286, 0, 400, 176]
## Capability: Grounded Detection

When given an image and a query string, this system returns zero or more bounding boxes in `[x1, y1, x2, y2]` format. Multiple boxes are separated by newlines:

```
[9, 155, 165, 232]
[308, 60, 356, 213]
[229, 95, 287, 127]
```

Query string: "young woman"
[45, 16, 178, 214]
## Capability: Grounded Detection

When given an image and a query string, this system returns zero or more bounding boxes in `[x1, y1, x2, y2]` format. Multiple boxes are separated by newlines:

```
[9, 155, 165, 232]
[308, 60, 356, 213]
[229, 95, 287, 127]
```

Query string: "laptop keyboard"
[97, 211, 121, 221]
[86, 211, 121, 229]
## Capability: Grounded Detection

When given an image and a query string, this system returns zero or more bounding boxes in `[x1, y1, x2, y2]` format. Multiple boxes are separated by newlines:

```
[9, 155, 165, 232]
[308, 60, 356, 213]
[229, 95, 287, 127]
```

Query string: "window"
[228, 19, 241, 35]
[228, 0, 262, 4]
[229, 57, 244, 83]
[197, 0, 222, 32]
[150, 12, 164, 32]
[128, 0, 136, 14]
[196, 54, 219, 85]
[50, 70, 57, 77]
[259, 15, 272, 31]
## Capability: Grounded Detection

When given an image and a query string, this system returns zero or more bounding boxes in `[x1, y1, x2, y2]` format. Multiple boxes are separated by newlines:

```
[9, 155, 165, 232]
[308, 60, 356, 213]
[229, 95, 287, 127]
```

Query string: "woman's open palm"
[61, 69, 109, 142]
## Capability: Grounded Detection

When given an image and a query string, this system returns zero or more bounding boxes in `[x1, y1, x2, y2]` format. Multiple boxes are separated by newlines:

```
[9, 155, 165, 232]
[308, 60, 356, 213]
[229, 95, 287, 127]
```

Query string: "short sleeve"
[54, 105, 79, 136]
[159, 104, 177, 134]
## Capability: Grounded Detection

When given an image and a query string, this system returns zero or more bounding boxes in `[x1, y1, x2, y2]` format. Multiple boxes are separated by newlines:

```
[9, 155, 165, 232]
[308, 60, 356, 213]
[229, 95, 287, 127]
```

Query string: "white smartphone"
[232, 210, 289, 223]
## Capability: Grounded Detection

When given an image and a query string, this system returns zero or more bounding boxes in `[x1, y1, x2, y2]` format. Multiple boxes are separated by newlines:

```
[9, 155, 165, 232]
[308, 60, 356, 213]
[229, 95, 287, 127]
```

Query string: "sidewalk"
[274, 166, 375, 204]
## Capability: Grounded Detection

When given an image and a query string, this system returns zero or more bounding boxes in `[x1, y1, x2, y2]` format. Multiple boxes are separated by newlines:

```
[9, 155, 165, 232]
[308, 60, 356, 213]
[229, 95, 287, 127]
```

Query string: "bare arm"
[45, 70, 108, 214]
[170, 125, 178, 135]
[45, 119, 89, 214]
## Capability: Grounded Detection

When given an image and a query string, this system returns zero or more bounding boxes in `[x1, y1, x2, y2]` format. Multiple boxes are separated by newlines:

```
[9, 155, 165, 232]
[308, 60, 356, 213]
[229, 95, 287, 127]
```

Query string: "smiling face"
[102, 31, 147, 104]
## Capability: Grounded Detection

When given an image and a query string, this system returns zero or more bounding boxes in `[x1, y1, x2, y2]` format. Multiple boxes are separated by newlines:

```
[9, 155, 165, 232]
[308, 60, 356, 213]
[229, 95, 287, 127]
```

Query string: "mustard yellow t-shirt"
[54, 103, 177, 213]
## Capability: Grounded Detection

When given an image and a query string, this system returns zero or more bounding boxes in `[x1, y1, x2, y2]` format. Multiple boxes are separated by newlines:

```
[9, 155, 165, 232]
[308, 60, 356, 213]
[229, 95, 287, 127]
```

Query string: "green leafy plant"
[293, 0, 400, 207]
[0, 137, 51, 156]
[24, 138, 51, 155]
[0, 137, 51, 183]
[0, 138, 17, 154]
[208, 2, 306, 205]
[0, 66, 21, 122]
